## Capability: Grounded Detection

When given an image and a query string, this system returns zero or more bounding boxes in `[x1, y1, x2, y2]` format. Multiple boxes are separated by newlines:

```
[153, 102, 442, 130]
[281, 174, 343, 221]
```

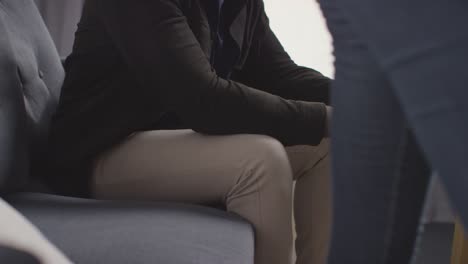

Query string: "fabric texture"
[47, 0, 331, 197]
[0, 246, 40, 264]
[319, 0, 468, 263]
[8, 193, 255, 264]
[91, 129, 331, 264]
[202, 0, 238, 79]
[33, 0, 85, 56]
[0, 198, 72, 264]
[0, 0, 64, 194]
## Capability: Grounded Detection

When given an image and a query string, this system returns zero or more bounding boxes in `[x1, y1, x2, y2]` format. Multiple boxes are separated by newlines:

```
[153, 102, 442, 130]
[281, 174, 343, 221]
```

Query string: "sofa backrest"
[0, 0, 64, 194]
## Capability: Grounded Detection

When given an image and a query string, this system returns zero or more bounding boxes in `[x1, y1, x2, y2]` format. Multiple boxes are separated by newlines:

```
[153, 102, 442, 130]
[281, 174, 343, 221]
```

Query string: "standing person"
[45, 0, 334, 263]
[319, 0, 468, 263]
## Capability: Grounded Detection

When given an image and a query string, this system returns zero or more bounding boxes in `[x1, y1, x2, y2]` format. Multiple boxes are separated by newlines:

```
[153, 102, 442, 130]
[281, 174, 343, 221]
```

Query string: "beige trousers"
[92, 130, 331, 264]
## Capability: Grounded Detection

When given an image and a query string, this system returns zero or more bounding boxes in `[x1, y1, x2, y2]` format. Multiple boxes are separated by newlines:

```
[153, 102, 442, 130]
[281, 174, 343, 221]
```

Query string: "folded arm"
[97, 0, 326, 145]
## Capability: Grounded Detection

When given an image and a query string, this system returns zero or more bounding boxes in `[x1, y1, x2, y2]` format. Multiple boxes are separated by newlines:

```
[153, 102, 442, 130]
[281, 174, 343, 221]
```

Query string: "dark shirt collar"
[201, 0, 247, 28]
[203, 0, 225, 30]
[200, 0, 248, 78]
[217, 0, 225, 12]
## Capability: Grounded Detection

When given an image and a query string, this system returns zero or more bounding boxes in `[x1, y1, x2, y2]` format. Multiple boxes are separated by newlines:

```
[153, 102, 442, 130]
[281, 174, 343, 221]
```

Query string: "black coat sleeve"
[96, 0, 326, 145]
[238, 7, 331, 105]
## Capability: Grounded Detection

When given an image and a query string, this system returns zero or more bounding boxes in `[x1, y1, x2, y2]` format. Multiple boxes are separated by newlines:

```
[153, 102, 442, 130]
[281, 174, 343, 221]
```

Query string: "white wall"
[264, 0, 334, 77]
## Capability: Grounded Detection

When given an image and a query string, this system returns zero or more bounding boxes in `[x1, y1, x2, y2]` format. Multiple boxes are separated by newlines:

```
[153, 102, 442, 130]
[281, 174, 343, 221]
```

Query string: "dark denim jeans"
[319, 0, 468, 263]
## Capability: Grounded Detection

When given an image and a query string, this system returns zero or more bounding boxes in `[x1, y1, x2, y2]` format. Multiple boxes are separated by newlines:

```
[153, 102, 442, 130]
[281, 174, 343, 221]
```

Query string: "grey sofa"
[0, 0, 254, 263]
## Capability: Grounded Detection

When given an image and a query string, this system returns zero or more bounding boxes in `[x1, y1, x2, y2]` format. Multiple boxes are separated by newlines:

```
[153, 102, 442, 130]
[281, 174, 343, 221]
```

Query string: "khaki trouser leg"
[287, 141, 331, 264]
[92, 130, 330, 264]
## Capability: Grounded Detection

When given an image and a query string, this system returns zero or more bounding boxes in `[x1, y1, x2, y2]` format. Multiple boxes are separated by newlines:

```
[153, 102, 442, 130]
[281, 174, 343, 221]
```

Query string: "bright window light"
[264, 0, 335, 78]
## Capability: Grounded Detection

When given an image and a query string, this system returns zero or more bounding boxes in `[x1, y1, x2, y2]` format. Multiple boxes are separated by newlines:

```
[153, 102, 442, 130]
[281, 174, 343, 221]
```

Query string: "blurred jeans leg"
[323, 0, 468, 228]
[319, 1, 432, 263]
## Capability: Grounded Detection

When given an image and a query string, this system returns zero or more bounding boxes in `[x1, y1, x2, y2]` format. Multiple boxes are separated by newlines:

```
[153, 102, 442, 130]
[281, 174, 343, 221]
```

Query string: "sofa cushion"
[0, 0, 64, 193]
[0, 246, 40, 264]
[8, 193, 255, 264]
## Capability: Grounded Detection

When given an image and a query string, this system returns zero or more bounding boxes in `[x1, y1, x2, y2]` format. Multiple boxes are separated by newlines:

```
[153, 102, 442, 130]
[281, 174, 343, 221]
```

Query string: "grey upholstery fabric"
[34, 0, 84, 57]
[0, 246, 40, 264]
[0, 0, 64, 193]
[8, 193, 255, 264]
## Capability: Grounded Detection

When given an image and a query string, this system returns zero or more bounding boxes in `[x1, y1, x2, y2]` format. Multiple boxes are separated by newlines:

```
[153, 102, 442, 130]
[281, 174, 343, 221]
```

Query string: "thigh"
[333, 0, 468, 227]
[320, 1, 431, 263]
[92, 129, 286, 205]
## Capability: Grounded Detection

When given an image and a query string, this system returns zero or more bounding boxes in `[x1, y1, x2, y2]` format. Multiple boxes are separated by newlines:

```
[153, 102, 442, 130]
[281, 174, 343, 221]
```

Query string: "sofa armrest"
[0, 198, 72, 263]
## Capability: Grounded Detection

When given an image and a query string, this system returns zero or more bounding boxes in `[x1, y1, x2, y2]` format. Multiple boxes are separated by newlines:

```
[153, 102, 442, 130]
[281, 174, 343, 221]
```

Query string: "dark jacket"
[46, 0, 331, 197]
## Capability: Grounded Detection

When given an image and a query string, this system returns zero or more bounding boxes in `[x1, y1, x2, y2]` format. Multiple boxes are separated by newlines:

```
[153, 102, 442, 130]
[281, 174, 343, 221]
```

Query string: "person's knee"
[238, 135, 293, 190]
[316, 139, 330, 160]
[307, 139, 331, 171]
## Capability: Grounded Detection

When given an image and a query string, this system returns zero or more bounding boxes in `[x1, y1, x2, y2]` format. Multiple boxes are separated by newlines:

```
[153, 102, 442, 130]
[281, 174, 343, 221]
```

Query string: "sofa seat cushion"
[7, 193, 254, 264]
[0, 246, 40, 264]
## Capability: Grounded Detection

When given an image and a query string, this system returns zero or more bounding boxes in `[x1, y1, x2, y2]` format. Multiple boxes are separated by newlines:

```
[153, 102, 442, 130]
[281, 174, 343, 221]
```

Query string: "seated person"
[45, 1, 333, 263]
